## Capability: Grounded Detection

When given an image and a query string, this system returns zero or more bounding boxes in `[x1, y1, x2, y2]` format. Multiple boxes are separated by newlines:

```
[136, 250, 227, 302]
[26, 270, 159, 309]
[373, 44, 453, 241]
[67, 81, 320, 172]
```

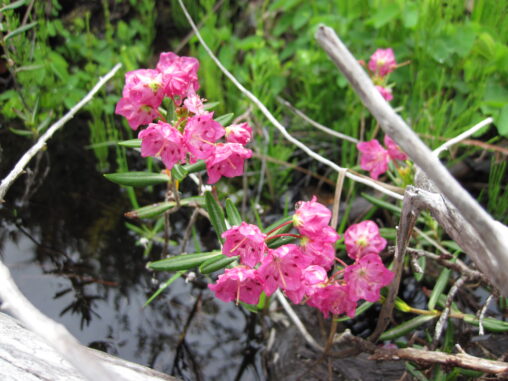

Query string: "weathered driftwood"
[315, 25, 508, 297]
[0, 312, 176, 381]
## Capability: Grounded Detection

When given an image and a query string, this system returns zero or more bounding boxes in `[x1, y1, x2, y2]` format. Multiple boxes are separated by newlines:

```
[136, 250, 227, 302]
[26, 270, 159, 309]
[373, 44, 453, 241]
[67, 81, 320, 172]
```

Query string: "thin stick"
[0, 63, 122, 201]
[0, 260, 119, 380]
[177, 0, 403, 200]
[433, 117, 493, 157]
[315, 26, 508, 294]
[433, 275, 466, 346]
[274, 290, 323, 352]
[277, 97, 359, 144]
[478, 294, 494, 336]
[331, 169, 346, 229]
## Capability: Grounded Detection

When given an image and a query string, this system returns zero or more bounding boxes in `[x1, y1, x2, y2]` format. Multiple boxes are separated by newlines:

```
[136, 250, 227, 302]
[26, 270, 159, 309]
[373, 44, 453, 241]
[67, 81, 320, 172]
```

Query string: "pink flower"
[368, 48, 397, 77]
[156, 52, 200, 102]
[307, 283, 357, 318]
[208, 266, 263, 305]
[344, 220, 387, 260]
[222, 222, 267, 267]
[205, 143, 252, 184]
[122, 69, 164, 108]
[115, 98, 159, 130]
[285, 265, 328, 304]
[292, 196, 332, 237]
[225, 122, 253, 145]
[257, 244, 312, 296]
[383, 135, 408, 161]
[138, 121, 186, 170]
[300, 226, 340, 270]
[357, 139, 390, 180]
[184, 113, 225, 161]
[183, 88, 206, 115]
[344, 254, 394, 302]
[376, 85, 393, 102]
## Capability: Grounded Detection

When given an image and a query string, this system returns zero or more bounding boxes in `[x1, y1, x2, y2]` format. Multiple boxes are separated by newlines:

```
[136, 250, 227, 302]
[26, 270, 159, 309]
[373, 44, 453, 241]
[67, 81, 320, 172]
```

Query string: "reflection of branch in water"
[172, 292, 203, 381]
[233, 313, 261, 381]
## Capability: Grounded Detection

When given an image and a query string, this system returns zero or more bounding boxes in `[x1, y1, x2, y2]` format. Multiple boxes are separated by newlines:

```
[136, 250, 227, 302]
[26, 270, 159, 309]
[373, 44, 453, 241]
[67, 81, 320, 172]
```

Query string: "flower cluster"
[357, 135, 408, 180]
[208, 197, 394, 318]
[366, 48, 398, 101]
[115, 52, 253, 184]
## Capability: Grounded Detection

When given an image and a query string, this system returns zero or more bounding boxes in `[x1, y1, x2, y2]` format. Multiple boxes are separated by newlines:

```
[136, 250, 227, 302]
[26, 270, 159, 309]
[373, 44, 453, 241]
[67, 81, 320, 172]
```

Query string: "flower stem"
[266, 220, 293, 236]
[265, 233, 302, 241]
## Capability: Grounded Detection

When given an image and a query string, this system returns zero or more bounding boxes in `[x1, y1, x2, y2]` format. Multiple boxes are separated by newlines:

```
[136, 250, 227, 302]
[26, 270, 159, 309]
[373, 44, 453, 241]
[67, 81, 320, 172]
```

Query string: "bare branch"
[276, 96, 359, 144]
[177, 0, 403, 200]
[315, 25, 508, 296]
[370, 347, 508, 375]
[0, 63, 122, 202]
[274, 291, 324, 352]
[433, 117, 493, 157]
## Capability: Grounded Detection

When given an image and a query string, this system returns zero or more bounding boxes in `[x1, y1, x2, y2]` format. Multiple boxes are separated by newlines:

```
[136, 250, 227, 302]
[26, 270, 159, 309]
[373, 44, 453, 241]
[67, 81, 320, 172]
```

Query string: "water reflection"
[0, 128, 265, 380]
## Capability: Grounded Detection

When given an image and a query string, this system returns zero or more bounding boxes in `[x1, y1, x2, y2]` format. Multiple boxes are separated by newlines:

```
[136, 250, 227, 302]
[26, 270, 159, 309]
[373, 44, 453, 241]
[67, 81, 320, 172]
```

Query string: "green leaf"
[335, 301, 374, 322]
[225, 199, 242, 226]
[0, 0, 28, 12]
[148, 251, 221, 271]
[428, 267, 452, 310]
[203, 101, 219, 110]
[204, 191, 227, 243]
[199, 255, 237, 274]
[104, 171, 170, 187]
[367, 2, 400, 28]
[380, 315, 437, 341]
[125, 196, 204, 219]
[171, 164, 188, 181]
[463, 314, 508, 332]
[144, 271, 185, 306]
[495, 105, 508, 137]
[215, 113, 234, 126]
[4, 21, 38, 41]
[267, 235, 296, 249]
[118, 139, 141, 148]
[362, 193, 402, 215]
[9, 128, 33, 137]
[183, 160, 206, 174]
[402, 2, 419, 28]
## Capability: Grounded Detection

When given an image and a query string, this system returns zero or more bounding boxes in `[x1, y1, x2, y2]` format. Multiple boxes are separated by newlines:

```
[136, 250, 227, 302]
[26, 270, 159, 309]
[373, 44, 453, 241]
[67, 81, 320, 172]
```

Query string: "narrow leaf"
[118, 139, 141, 148]
[428, 267, 452, 310]
[215, 113, 234, 125]
[9, 128, 33, 136]
[199, 255, 237, 274]
[183, 160, 206, 174]
[171, 164, 188, 181]
[204, 191, 227, 243]
[225, 199, 242, 226]
[335, 301, 374, 322]
[267, 235, 296, 249]
[0, 0, 28, 12]
[4, 21, 38, 41]
[125, 197, 204, 219]
[144, 271, 184, 306]
[104, 171, 170, 187]
[148, 251, 221, 272]
[463, 314, 508, 332]
[380, 315, 437, 341]
[362, 192, 402, 214]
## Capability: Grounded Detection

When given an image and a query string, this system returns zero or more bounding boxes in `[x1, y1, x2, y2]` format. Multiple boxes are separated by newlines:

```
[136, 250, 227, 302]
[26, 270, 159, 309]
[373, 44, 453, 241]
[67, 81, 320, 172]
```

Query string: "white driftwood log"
[0, 312, 176, 381]
[315, 25, 508, 296]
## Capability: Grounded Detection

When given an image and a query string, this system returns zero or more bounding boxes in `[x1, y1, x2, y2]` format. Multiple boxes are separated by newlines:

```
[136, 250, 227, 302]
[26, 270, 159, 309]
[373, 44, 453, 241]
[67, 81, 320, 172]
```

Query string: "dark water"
[0, 126, 264, 380]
